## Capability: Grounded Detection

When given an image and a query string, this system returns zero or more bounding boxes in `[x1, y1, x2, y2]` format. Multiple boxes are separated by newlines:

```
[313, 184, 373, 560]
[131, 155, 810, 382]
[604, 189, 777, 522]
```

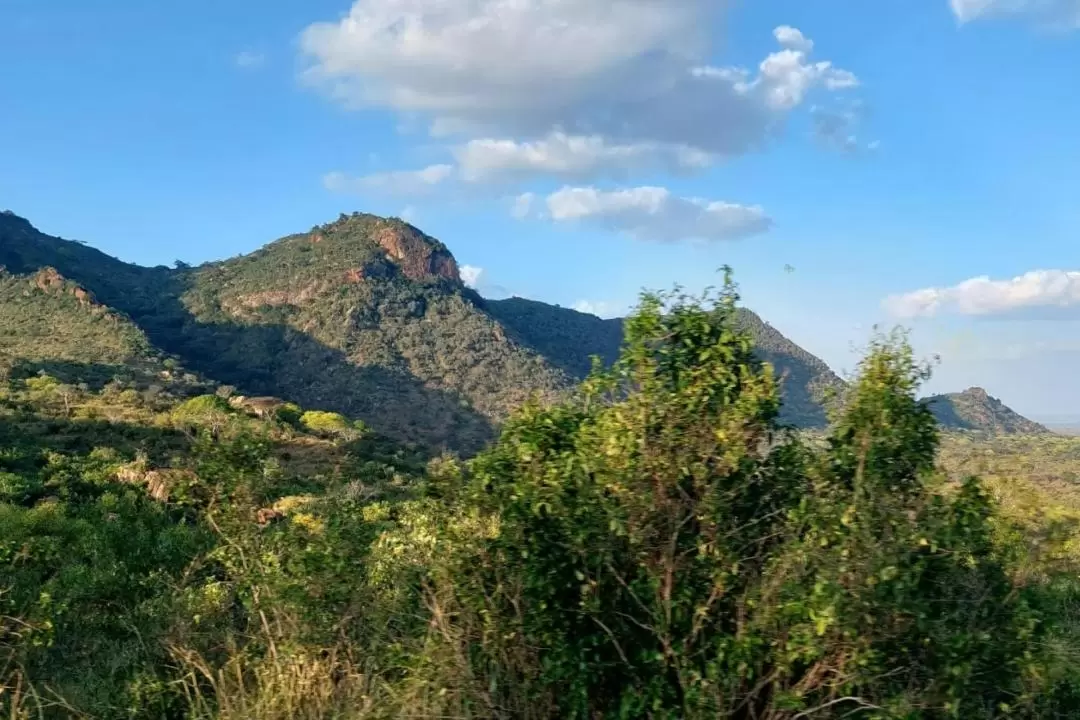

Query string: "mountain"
[487, 298, 845, 427]
[0, 209, 868, 449]
[1, 211, 573, 453]
[924, 387, 1050, 435]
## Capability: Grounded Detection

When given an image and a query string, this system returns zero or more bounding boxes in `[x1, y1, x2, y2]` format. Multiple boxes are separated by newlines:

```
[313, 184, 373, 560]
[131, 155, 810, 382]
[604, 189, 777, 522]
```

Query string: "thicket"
[2, 279, 1079, 718]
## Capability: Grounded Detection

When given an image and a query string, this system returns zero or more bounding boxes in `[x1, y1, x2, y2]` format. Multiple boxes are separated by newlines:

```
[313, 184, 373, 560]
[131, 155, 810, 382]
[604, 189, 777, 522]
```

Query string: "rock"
[374, 222, 460, 282]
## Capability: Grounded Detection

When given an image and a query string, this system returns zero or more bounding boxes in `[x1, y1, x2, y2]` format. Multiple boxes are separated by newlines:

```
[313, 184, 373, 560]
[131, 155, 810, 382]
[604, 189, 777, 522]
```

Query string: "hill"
[487, 298, 844, 427]
[924, 386, 1050, 435]
[4, 208, 1038, 450]
[0, 211, 570, 453]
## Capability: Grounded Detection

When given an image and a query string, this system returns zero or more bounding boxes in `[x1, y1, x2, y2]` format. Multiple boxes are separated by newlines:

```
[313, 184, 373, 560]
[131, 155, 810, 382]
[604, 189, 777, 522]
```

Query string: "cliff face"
[372, 221, 460, 283]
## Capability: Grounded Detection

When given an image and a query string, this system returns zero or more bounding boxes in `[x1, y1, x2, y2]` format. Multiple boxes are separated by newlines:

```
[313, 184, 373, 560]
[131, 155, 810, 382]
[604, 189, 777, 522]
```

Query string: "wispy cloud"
[454, 133, 713, 183]
[323, 165, 454, 197]
[539, 186, 771, 243]
[950, 0, 1080, 28]
[235, 51, 266, 69]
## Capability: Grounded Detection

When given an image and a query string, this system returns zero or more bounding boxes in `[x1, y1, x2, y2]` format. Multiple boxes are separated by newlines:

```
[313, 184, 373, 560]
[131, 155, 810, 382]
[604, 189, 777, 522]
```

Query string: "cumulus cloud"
[541, 186, 771, 242]
[460, 264, 485, 289]
[454, 132, 713, 183]
[774, 25, 814, 52]
[323, 164, 454, 196]
[950, 0, 1080, 26]
[883, 270, 1080, 319]
[299, 2, 858, 157]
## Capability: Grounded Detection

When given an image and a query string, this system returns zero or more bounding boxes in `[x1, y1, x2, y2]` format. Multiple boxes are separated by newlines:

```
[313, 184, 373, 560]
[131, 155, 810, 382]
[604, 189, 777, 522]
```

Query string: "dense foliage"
[2, 277, 1079, 719]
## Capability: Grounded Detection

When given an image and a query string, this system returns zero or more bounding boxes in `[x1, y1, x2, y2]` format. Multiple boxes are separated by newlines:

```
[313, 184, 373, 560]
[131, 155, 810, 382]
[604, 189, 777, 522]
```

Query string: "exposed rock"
[229, 281, 326, 311]
[33, 267, 65, 291]
[72, 286, 93, 306]
[374, 222, 460, 283]
[344, 267, 365, 284]
[229, 395, 286, 419]
[256, 507, 284, 526]
[115, 463, 197, 503]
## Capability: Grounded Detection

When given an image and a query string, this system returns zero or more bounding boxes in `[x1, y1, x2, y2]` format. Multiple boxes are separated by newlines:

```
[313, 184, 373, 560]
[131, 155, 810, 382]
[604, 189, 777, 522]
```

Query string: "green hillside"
[925, 386, 1050, 435]
[488, 297, 845, 427]
[1, 209, 1045, 451]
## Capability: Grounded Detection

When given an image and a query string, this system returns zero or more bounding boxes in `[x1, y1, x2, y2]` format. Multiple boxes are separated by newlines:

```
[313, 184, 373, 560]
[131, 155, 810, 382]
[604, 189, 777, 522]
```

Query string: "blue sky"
[3, 0, 1080, 420]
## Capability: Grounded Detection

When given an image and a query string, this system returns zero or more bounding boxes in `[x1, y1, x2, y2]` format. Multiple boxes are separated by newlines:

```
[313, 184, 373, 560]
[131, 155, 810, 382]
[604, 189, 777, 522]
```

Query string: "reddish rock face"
[71, 286, 93, 306]
[374, 224, 460, 282]
[34, 267, 64, 291]
[343, 267, 365, 284]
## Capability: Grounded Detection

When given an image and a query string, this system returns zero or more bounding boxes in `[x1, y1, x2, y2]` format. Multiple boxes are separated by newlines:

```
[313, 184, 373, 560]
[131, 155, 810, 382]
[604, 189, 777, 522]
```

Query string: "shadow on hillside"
[7, 358, 178, 392]
[0, 412, 192, 463]
[50, 270, 496, 456]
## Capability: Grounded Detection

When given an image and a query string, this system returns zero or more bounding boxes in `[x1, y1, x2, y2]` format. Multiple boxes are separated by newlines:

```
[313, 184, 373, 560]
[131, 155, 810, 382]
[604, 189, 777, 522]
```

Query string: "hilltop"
[924, 386, 1050, 435]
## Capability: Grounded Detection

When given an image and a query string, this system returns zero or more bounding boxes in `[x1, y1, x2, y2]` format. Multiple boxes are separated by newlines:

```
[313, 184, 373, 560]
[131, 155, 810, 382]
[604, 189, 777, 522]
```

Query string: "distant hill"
[924, 387, 1050, 435]
[485, 297, 625, 379]
[488, 299, 844, 427]
[731, 308, 845, 427]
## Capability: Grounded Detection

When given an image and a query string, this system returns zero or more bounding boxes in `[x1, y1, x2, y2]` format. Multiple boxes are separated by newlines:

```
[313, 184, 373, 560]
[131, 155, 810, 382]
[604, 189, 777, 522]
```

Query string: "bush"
[299, 410, 357, 438]
[409, 283, 1045, 718]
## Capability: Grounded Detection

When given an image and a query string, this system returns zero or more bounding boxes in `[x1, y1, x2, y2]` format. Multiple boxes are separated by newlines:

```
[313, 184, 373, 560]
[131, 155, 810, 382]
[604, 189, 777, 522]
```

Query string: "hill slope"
[487, 298, 845, 427]
[0, 211, 571, 453]
[924, 387, 1050, 435]
[9, 208, 1038, 448]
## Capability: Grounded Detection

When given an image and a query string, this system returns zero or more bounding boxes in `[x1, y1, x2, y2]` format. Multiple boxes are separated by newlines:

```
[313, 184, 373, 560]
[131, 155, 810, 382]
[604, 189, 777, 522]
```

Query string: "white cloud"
[572, 300, 626, 319]
[950, 0, 1080, 26]
[235, 51, 266, 69]
[323, 164, 454, 196]
[884, 270, 1080, 319]
[299, 3, 858, 157]
[774, 26, 814, 53]
[454, 132, 713, 183]
[460, 264, 485, 289]
[542, 186, 771, 242]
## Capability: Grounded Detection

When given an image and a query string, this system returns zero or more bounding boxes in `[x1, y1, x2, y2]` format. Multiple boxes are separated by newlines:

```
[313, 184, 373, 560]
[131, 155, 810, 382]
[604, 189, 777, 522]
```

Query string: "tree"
[416, 280, 1040, 719]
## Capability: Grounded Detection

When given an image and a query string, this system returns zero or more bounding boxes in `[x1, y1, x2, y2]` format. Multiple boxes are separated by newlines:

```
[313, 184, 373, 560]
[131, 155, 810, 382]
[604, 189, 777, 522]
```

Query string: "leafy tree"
[417, 282, 1042, 719]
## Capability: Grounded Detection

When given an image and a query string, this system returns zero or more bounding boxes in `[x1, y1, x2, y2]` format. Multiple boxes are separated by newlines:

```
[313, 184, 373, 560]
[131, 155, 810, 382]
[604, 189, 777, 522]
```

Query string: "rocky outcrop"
[116, 463, 198, 503]
[32, 267, 96, 307]
[229, 395, 286, 419]
[374, 222, 460, 283]
[229, 281, 327, 312]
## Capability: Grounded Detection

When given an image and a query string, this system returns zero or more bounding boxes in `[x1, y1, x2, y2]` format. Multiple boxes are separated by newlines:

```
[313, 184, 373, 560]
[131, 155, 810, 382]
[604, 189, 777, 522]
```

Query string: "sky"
[2, 0, 1080, 420]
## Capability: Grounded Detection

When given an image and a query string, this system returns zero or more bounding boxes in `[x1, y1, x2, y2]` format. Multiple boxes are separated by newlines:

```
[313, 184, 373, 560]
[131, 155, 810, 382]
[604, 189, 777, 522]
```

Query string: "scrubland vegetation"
[3, 279, 1080, 718]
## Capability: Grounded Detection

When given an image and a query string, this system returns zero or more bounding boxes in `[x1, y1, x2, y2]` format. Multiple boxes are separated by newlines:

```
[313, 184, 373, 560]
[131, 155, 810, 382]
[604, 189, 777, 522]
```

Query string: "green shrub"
[299, 410, 353, 437]
[410, 282, 1045, 719]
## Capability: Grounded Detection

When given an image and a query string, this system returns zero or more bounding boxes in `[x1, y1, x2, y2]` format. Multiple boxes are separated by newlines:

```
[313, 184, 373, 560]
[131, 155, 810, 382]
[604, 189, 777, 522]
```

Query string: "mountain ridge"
[0, 209, 1047, 448]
